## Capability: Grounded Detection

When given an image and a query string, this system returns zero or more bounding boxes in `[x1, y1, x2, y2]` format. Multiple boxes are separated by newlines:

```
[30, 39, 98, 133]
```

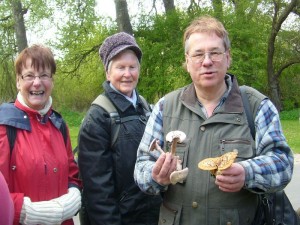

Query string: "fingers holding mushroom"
[148, 131, 189, 185]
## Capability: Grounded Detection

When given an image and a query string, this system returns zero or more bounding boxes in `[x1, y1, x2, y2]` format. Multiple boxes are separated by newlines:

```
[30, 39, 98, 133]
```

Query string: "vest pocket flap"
[159, 202, 182, 225]
[220, 208, 239, 224]
[219, 139, 255, 159]
[172, 138, 191, 169]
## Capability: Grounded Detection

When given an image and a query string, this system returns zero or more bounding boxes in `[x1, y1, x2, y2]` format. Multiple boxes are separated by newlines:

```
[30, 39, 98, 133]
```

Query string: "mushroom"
[166, 130, 188, 184]
[170, 167, 189, 185]
[148, 139, 164, 154]
[198, 149, 238, 176]
[166, 130, 186, 155]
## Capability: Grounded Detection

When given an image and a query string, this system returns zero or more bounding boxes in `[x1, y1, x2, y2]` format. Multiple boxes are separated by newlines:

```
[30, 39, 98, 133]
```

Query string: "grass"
[62, 109, 300, 154]
[69, 126, 80, 149]
[281, 120, 300, 154]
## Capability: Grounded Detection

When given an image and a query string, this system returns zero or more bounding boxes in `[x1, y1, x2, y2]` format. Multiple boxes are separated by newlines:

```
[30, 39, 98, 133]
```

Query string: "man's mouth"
[201, 71, 214, 75]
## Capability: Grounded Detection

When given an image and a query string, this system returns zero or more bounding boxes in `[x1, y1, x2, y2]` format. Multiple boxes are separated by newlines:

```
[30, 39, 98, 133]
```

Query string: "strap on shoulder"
[240, 85, 255, 140]
[139, 95, 151, 115]
[92, 94, 120, 147]
[92, 94, 117, 115]
[6, 126, 17, 157]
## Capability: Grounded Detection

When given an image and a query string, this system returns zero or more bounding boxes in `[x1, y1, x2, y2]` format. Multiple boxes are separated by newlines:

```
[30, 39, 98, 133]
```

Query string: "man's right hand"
[152, 152, 178, 185]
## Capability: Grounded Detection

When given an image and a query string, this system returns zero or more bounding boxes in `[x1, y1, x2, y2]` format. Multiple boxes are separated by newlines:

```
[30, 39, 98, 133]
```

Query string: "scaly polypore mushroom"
[198, 149, 238, 176]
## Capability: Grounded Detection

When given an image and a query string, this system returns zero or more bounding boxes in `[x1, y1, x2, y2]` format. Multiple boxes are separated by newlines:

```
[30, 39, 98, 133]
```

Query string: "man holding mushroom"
[134, 16, 293, 225]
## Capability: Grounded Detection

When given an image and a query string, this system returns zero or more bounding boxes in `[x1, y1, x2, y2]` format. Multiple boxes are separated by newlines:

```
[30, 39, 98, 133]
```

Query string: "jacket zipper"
[220, 139, 251, 151]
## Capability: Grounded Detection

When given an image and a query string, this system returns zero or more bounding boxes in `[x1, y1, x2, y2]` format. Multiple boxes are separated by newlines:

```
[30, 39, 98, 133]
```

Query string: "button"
[236, 117, 241, 122]
[227, 222, 232, 225]
[53, 168, 58, 173]
[200, 126, 205, 131]
[11, 165, 16, 170]
[162, 219, 166, 223]
[192, 201, 198, 208]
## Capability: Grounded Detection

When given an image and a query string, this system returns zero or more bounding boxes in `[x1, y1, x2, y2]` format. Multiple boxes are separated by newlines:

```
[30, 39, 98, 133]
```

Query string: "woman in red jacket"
[0, 44, 81, 225]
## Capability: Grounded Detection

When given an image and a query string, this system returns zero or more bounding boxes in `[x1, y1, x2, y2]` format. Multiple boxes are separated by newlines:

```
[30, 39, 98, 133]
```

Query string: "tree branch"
[61, 44, 100, 75]
[275, 59, 300, 79]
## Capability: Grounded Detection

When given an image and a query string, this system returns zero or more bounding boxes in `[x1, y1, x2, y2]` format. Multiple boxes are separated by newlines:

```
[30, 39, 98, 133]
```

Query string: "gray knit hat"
[99, 32, 142, 71]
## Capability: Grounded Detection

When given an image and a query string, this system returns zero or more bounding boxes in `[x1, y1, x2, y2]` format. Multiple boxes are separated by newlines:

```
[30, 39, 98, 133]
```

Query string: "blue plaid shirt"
[134, 79, 293, 195]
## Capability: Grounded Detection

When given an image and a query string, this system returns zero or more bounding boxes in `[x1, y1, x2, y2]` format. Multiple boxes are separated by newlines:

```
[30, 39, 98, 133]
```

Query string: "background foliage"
[0, 0, 299, 111]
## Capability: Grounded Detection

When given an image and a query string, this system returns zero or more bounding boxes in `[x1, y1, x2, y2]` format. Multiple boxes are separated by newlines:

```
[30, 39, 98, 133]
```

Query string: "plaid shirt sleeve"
[239, 99, 294, 193]
[134, 97, 168, 195]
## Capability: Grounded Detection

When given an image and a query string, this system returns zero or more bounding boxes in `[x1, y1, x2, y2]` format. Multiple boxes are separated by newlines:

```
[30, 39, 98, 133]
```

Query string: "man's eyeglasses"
[20, 73, 52, 82]
[187, 51, 226, 64]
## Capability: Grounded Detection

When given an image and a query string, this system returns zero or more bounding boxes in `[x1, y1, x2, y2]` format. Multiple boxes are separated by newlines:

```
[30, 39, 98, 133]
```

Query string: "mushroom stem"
[170, 138, 179, 155]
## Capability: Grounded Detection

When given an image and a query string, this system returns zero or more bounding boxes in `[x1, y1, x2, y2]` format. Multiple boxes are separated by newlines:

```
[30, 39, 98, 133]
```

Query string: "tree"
[266, 0, 300, 111]
[11, 0, 28, 52]
[162, 0, 175, 13]
[114, 0, 133, 34]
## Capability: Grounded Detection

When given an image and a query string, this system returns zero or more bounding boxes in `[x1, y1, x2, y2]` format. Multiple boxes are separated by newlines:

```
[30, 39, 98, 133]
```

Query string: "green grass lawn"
[281, 120, 300, 154]
[68, 120, 300, 154]
[69, 126, 80, 149]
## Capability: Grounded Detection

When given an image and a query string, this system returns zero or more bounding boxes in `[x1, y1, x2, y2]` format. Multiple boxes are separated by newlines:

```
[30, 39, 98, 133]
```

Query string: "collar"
[109, 82, 137, 107]
[17, 92, 52, 116]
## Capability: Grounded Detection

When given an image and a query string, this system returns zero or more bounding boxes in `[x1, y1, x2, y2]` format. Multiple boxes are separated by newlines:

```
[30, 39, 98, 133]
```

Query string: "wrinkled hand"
[215, 163, 245, 192]
[152, 152, 178, 186]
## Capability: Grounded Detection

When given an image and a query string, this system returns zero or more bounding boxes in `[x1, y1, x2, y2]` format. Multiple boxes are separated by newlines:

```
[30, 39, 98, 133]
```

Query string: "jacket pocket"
[159, 202, 182, 225]
[219, 139, 255, 160]
[220, 208, 239, 225]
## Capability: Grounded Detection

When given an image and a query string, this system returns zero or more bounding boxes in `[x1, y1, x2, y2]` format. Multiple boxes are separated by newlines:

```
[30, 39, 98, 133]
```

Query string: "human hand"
[152, 152, 178, 186]
[215, 163, 245, 192]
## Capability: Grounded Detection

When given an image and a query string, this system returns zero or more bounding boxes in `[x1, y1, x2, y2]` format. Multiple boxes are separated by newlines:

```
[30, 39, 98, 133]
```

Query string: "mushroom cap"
[166, 130, 186, 143]
[170, 167, 189, 185]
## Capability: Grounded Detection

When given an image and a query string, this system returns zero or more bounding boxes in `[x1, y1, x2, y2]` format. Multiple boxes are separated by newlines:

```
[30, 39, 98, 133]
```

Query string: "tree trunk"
[163, 0, 175, 13]
[266, 0, 298, 111]
[11, 0, 27, 52]
[114, 0, 133, 35]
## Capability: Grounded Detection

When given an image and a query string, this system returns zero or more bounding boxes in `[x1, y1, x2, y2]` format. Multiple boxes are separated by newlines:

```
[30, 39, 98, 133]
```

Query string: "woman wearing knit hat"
[78, 32, 162, 225]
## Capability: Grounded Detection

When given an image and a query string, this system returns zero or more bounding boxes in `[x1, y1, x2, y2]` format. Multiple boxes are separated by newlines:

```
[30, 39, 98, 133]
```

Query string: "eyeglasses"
[187, 51, 226, 64]
[20, 73, 52, 82]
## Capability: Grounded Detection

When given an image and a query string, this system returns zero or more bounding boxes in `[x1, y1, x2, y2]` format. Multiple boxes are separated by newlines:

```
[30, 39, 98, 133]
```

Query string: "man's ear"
[227, 49, 231, 69]
[184, 54, 190, 73]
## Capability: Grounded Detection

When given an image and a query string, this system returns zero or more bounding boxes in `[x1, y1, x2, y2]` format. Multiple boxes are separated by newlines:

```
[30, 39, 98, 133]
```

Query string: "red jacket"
[0, 100, 81, 225]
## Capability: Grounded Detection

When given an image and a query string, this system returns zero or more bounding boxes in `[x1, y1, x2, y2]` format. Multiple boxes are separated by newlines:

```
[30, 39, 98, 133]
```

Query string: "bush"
[280, 108, 300, 120]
